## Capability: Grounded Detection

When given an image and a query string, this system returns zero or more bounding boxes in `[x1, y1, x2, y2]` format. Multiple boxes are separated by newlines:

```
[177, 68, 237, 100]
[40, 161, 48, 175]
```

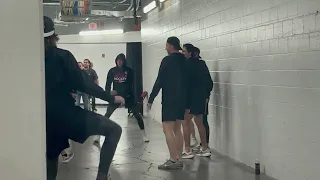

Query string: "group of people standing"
[148, 36, 213, 170]
[74, 59, 99, 112]
[61, 52, 150, 164]
[44, 15, 213, 180]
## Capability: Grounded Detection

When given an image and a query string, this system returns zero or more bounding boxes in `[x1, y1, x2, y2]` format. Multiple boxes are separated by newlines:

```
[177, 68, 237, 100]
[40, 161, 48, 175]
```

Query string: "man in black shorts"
[44, 16, 124, 180]
[193, 47, 211, 147]
[181, 44, 213, 159]
[148, 37, 186, 170]
[100, 53, 149, 143]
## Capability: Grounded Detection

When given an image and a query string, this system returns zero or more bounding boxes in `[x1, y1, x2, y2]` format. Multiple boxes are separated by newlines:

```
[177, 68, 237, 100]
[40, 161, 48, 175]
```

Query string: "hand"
[114, 96, 125, 106]
[111, 90, 118, 96]
[147, 103, 152, 110]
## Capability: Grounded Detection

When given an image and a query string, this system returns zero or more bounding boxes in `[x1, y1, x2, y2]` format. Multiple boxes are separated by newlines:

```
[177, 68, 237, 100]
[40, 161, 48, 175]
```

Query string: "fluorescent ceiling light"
[143, 1, 156, 13]
[79, 29, 124, 36]
[159, 0, 166, 2]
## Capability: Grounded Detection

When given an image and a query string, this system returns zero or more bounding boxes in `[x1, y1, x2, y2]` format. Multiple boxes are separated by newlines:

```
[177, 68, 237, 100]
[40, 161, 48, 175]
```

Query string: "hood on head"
[115, 53, 127, 67]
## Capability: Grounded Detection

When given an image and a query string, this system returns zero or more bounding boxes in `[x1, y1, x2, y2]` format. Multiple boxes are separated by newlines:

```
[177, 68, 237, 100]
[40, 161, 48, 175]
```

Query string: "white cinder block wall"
[142, 0, 320, 180]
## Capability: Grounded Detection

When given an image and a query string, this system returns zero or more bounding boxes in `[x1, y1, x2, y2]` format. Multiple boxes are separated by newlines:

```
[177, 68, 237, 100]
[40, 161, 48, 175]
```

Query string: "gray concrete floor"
[56, 108, 275, 180]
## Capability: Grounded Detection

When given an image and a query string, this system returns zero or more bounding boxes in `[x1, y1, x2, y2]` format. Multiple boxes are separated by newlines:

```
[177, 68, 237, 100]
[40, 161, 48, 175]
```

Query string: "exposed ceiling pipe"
[125, 0, 140, 11]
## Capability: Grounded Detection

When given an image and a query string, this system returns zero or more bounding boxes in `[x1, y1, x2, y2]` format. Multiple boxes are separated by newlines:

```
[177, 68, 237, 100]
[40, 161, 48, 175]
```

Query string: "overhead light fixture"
[143, 1, 156, 13]
[159, 0, 166, 2]
[79, 29, 124, 36]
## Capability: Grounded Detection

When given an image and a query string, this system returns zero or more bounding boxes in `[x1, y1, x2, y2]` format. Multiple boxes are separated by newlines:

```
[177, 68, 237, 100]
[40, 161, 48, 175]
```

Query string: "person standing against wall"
[181, 44, 212, 159]
[148, 37, 186, 170]
[193, 47, 212, 150]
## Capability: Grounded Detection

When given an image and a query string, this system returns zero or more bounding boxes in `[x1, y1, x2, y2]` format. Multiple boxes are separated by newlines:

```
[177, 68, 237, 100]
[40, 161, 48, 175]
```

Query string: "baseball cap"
[44, 16, 55, 38]
[167, 36, 182, 50]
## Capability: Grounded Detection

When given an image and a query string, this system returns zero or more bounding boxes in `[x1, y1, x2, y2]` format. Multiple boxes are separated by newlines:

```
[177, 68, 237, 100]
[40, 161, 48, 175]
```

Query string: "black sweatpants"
[203, 101, 210, 144]
[203, 114, 210, 143]
[105, 102, 145, 130]
[46, 110, 122, 180]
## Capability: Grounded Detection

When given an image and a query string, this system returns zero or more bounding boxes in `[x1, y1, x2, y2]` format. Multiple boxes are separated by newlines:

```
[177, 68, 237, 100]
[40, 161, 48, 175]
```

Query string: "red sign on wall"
[89, 23, 97, 30]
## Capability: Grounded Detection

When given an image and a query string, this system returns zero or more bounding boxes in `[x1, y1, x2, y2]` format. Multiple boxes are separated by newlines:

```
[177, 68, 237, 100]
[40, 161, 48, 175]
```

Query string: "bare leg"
[182, 110, 193, 152]
[190, 120, 196, 139]
[193, 114, 208, 149]
[174, 120, 183, 160]
[162, 121, 177, 161]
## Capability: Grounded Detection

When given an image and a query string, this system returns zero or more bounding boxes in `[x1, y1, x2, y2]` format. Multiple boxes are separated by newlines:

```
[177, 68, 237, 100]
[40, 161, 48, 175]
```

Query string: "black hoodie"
[185, 57, 213, 101]
[105, 57, 134, 98]
[148, 52, 187, 106]
[45, 47, 115, 159]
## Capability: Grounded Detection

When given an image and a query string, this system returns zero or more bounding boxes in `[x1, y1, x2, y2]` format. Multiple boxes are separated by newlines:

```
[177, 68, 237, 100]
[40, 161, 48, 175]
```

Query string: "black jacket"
[148, 53, 187, 106]
[45, 47, 114, 159]
[185, 57, 213, 100]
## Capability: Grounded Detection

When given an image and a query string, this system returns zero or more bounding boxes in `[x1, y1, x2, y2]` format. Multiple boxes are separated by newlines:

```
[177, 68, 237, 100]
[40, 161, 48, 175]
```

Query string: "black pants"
[105, 103, 145, 130]
[47, 111, 122, 180]
[203, 114, 210, 143]
[92, 97, 96, 111]
[203, 101, 210, 144]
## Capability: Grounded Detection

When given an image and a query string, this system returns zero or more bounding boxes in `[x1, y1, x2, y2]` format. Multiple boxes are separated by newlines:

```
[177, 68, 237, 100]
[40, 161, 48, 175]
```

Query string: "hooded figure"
[105, 53, 134, 99]
[103, 53, 149, 142]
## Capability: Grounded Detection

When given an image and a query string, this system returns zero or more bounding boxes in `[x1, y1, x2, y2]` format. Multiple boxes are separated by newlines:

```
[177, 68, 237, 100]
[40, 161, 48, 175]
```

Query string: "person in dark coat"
[44, 16, 124, 180]
[181, 43, 213, 159]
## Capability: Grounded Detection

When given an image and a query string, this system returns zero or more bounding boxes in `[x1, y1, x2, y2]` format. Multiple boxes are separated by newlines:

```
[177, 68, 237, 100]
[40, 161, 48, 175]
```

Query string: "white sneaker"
[195, 148, 211, 157]
[142, 130, 149, 142]
[190, 137, 198, 147]
[93, 135, 100, 144]
[143, 135, 150, 142]
[181, 152, 194, 159]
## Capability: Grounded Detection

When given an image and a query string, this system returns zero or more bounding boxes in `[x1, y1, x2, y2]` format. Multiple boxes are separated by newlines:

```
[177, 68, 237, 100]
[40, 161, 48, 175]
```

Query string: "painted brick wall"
[141, 0, 320, 180]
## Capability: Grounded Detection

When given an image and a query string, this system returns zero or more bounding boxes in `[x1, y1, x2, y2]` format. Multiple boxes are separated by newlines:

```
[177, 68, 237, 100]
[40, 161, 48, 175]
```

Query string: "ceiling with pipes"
[43, 0, 142, 35]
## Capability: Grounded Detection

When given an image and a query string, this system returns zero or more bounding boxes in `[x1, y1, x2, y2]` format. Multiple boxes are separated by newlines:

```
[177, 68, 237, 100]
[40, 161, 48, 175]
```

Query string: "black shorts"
[162, 104, 185, 122]
[186, 99, 207, 115]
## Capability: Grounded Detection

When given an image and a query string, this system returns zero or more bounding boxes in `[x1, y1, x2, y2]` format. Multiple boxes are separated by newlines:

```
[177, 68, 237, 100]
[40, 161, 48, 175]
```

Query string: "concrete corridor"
[56, 108, 275, 180]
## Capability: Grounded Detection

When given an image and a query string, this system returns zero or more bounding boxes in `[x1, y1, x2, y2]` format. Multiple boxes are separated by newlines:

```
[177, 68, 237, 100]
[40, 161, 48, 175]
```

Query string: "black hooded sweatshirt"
[148, 52, 187, 106]
[45, 47, 114, 159]
[185, 57, 213, 103]
[105, 58, 134, 98]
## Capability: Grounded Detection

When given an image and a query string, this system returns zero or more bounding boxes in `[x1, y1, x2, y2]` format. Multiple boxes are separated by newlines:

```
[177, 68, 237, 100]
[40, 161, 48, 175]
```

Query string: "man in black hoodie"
[181, 43, 213, 159]
[148, 36, 186, 170]
[101, 53, 149, 143]
[44, 16, 123, 180]
[193, 47, 211, 147]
